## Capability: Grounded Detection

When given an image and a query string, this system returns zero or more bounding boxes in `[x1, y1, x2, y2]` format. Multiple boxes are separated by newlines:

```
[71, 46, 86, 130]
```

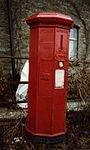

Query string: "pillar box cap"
[26, 12, 74, 28]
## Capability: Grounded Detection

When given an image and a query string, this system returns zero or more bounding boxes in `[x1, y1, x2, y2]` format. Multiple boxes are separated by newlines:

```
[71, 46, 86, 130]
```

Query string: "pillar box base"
[25, 129, 67, 144]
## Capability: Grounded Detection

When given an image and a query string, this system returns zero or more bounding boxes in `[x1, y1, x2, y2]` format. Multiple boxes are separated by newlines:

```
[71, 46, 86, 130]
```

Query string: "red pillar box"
[26, 12, 73, 141]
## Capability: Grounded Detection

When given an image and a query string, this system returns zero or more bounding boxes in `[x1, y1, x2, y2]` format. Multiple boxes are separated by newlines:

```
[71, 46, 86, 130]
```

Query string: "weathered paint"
[26, 12, 74, 137]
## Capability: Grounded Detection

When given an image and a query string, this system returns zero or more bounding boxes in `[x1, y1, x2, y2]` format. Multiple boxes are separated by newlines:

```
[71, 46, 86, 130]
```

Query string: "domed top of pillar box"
[26, 12, 74, 28]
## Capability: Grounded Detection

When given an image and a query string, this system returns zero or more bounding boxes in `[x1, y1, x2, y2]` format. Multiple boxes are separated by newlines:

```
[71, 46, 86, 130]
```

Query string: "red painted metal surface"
[26, 12, 74, 137]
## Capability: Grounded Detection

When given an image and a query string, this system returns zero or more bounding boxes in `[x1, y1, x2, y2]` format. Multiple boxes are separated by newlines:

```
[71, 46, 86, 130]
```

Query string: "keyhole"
[42, 75, 45, 79]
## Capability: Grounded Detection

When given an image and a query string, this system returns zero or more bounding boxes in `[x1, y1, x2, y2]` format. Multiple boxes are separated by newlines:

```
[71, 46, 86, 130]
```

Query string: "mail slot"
[26, 12, 74, 139]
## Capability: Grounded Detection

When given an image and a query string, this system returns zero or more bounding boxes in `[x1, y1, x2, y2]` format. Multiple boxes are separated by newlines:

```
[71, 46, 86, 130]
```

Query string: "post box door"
[52, 28, 69, 134]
